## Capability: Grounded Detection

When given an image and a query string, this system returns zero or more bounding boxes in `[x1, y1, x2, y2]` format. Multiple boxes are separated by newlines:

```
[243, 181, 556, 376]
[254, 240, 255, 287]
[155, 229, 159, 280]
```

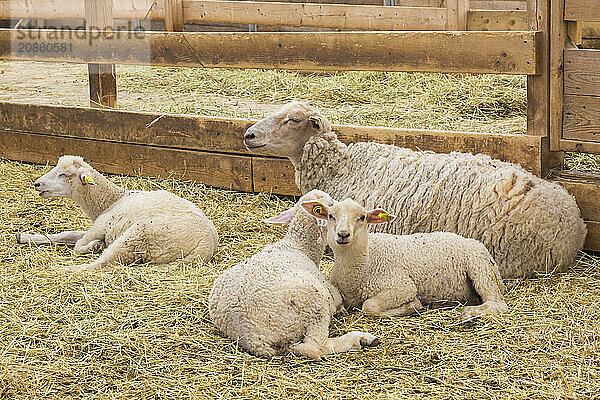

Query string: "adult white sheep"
[17, 155, 218, 272]
[208, 189, 379, 360]
[302, 197, 508, 323]
[244, 101, 587, 279]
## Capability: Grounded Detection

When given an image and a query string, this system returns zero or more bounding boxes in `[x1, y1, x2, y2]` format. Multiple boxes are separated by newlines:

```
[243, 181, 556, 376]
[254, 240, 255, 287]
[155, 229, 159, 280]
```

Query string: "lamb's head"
[264, 189, 335, 228]
[244, 101, 332, 165]
[302, 198, 395, 247]
[34, 155, 97, 199]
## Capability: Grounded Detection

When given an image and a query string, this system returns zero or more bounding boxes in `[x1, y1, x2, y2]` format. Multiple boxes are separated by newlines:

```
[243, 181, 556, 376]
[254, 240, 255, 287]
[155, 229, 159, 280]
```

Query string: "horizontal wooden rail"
[0, 0, 164, 20]
[467, 10, 527, 31]
[183, 1, 446, 31]
[563, 95, 600, 143]
[565, 0, 600, 22]
[564, 49, 600, 97]
[0, 29, 541, 74]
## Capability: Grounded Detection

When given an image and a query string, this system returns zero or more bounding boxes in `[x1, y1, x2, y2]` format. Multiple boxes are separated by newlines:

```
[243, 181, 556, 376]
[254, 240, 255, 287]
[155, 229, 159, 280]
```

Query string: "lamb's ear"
[264, 207, 296, 224]
[308, 116, 322, 132]
[79, 172, 96, 185]
[300, 201, 329, 220]
[366, 209, 395, 224]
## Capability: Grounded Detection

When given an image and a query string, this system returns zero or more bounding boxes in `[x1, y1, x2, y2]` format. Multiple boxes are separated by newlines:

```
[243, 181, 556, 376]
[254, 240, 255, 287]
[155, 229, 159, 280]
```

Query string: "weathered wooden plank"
[467, 10, 527, 31]
[564, 49, 600, 97]
[85, 0, 117, 109]
[526, 0, 549, 138]
[563, 95, 600, 143]
[0, 101, 546, 175]
[0, 130, 253, 191]
[548, 0, 568, 152]
[565, 0, 600, 22]
[549, 169, 600, 251]
[567, 21, 583, 45]
[183, 1, 447, 30]
[560, 138, 600, 154]
[471, 0, 526, 10]
[0, 29, 541, 75]
[0, 0, 164, 20]
[252, 157, 300, 195]
[165, 0, 185, 31]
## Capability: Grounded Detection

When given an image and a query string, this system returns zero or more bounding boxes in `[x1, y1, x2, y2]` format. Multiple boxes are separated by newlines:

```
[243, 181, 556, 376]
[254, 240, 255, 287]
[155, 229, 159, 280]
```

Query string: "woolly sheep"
[17, 155, 218, 272]
[301, 197, 508, 323]
[208, 190, 379, 360]
[244, 101, 587, 279]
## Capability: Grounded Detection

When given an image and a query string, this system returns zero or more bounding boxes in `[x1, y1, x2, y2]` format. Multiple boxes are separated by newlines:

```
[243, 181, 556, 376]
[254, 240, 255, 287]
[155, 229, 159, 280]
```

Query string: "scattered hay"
[1, 158, 600, 399]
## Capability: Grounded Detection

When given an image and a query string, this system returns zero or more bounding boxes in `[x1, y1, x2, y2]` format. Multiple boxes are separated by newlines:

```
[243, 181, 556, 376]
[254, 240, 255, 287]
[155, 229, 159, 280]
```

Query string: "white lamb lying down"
[208, 190, 379, 360]
[301, 197, 508, 323]
[17, 155, 218, 272]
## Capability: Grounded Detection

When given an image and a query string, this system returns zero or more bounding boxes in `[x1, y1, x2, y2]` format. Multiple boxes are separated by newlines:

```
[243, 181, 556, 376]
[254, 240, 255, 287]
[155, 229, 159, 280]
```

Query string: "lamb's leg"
[460, 256, 508, 323]
[289, 316, 379, 360]
[61, 226, 142, 272]
[361, 280, 422, 317]
[16, 231, 87, 245]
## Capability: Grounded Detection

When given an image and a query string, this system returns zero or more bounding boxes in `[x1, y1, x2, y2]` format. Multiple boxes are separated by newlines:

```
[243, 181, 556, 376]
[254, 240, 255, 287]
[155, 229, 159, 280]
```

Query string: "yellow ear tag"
[83, 176, 96, 185]
[308, 116, 320, 127]
[378, 212, 392, 222]
[312, 205, 323, 215]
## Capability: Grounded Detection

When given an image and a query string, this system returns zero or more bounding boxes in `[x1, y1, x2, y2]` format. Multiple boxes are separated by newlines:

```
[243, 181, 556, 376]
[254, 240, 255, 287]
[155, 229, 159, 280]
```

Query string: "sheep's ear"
[264, 207, 296, 224]
[80, 173, 96, 185]
[366, 209, 395, 224]
[308, 116, 322, 131]
[300, 201, 329, 220]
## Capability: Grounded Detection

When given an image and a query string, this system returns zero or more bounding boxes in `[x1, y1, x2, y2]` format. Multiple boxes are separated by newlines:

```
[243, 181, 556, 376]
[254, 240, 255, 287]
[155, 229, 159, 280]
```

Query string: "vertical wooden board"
[446, 0, 459, 29]
[562, 95, 600, 142]
[526, 0, 549, 138]
[252, 157, 300, 196]
[0, 131, 253, 191]
[549, 0, 569, 153]
[165, 0, 184, 31]
[84, 0, 117, 109]
[564, 49, 600, 97]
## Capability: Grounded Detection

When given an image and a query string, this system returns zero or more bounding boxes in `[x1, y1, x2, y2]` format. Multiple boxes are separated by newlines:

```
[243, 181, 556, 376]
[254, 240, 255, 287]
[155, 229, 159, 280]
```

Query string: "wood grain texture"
[584, 221, 600, 252]
[0, 130, 253, 191]
[467, 10, 527, 31]
[548, 0, 568, 151]
[85, 0, 117, 109]
[565, 0, 600, 22]
[0, 101, 546, 175]
[165, 0, 184, 31]
[252, 157, 300, 195]
[526, 0, 549, 138]
[563, 95, 600, 142]
[0, 0, 164, 20]
[183, 1, 447, 30]
[560, 138, 600, 154]
[564, 49, 600, 97]
[0, 29, 541, 75]
[470, 0, 526, 10]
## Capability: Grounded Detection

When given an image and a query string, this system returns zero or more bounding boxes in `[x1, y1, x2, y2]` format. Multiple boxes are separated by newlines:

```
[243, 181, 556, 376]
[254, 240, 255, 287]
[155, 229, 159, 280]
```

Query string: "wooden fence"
[1, 0, 600, 251]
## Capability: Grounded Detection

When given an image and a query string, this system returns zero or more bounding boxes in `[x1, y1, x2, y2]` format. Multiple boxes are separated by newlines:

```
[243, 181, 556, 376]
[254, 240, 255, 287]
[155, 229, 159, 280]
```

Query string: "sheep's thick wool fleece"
[296, 133, 587, 279]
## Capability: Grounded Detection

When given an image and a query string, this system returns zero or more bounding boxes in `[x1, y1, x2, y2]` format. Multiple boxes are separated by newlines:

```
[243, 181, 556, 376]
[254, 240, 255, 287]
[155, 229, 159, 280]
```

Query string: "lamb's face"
[326, 199, 369, 246]
[34, 156, 96, 199]
[243, 101, 330, 163]
[301, 198, 396, 247]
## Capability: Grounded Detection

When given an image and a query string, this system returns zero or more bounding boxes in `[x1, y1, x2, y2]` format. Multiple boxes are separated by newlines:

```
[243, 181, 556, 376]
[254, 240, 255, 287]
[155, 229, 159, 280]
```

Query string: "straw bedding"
[1, 158, 599, 399]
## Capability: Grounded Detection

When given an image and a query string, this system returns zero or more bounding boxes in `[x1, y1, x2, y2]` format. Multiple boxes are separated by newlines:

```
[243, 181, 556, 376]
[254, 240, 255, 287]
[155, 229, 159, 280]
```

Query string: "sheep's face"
[34, 156, 96, 199]
[244, 101, 330, 164]
[301, 198, 395, 247]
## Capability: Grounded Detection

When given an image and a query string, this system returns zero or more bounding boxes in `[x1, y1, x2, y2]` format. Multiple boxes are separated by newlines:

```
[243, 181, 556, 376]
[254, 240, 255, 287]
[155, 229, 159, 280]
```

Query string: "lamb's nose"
[337, 231, 350, 239]
[244, 131, 256, 140]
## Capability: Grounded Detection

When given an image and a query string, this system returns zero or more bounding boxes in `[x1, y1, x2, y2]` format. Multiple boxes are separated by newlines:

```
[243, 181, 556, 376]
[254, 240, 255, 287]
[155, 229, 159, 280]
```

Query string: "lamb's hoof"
[88, 240, 104, 254]
[361, 336, 380, 347]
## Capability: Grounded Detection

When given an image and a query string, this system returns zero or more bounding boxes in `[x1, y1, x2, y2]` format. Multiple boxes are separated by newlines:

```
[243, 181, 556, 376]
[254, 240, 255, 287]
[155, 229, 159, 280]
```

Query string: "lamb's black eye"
[58, 173, 66, 178]
[329, 215, 335, 220]
[287, 117, 301, 123]
[358, 215, 366, 222]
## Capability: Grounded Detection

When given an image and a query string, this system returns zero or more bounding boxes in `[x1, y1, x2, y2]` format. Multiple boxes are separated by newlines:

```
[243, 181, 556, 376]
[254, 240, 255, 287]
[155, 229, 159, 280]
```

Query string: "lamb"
[301, 197, 508, 323]
[244, 101, 587, 279]
[208, 189, 379, 360]
[17, 155, 218, 272]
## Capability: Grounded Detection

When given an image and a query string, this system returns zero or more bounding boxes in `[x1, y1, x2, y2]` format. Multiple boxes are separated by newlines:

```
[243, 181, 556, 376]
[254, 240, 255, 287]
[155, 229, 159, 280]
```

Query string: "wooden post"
[164, 0, 184, 32]
[446, 0, 469, 30]
[549, 0, 570, 153]
[84, 0, 116, 109]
